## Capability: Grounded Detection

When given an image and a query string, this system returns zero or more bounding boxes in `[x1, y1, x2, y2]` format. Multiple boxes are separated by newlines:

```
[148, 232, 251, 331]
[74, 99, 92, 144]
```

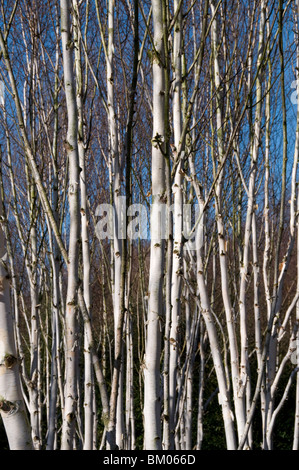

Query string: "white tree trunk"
[0, 190, 32, 449]
[195, 199, 236, 450]
[169, 0, 183, 448]
[72, 0, 94, 449]
[143, 0, 165, 450]
[211, 0, 245, 442]
[60, 0, 80, 450]
[104, 0, 125, 450]
[46, 22, 61, 449]
[293, 3, 299, 450]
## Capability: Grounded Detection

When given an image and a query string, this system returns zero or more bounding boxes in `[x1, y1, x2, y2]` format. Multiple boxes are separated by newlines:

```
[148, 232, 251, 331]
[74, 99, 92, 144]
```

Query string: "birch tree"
[143, 0, 166, 450]
[0, 83, 32, 448]
[168, 0, 183, 448]
[60, 0, 80, 450]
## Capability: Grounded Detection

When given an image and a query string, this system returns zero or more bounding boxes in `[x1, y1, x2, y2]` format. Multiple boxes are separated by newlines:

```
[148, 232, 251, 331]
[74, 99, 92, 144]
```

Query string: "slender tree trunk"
[60, 0, 80, 450]
[293, 2, 299, 451]
[210, 0, 244, 442]
[73, 0, 94, 449]
[143, 0, 166, 450]
[0, 160, 33, 449]
[169, 0, 183, 449]
[162, 139, 172, 450]
[265, 0, 287, 449]
[195, 199, 237, 450]
[237, 0, 265, 446]
[46, 17, 61, 449]
[28, 184, 41, 450]
[103, 0, 126, 449]
[294, 182, 299, 450]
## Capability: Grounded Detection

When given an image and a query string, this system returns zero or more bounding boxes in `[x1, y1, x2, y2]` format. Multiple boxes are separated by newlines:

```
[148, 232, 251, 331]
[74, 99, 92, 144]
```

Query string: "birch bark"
[210, 1, 243, 440]
[104, 0, 125, 450]
[143, 0, 166, 450]
[0, 128, 32, 448]
[293, 1, 299, 450]
[60, 0, 80, 450]
[169, 0, 183, 448]
[46, 16, 62, 449]
[194, 199, 236, 450]
[237, 0, 265, 444]
[73, 0, 94, 449]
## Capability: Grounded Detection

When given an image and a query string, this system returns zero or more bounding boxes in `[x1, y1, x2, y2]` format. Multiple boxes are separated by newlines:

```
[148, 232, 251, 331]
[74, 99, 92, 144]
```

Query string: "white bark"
[73, 0, 94, 449]
[237, 0, 265, 445]
[60, 0, 80, 450]
[291, 0, 299, 452]
[104, 0, 125, 450]
[0, 182, 32, 449]
[169, 0, 183, 448]
[194, 199, 236, 450]
[46, 18, 62, 450]
[211, 0, 244, 441]
[143, 0, 165, 450]
[294, 185, 299, 450]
